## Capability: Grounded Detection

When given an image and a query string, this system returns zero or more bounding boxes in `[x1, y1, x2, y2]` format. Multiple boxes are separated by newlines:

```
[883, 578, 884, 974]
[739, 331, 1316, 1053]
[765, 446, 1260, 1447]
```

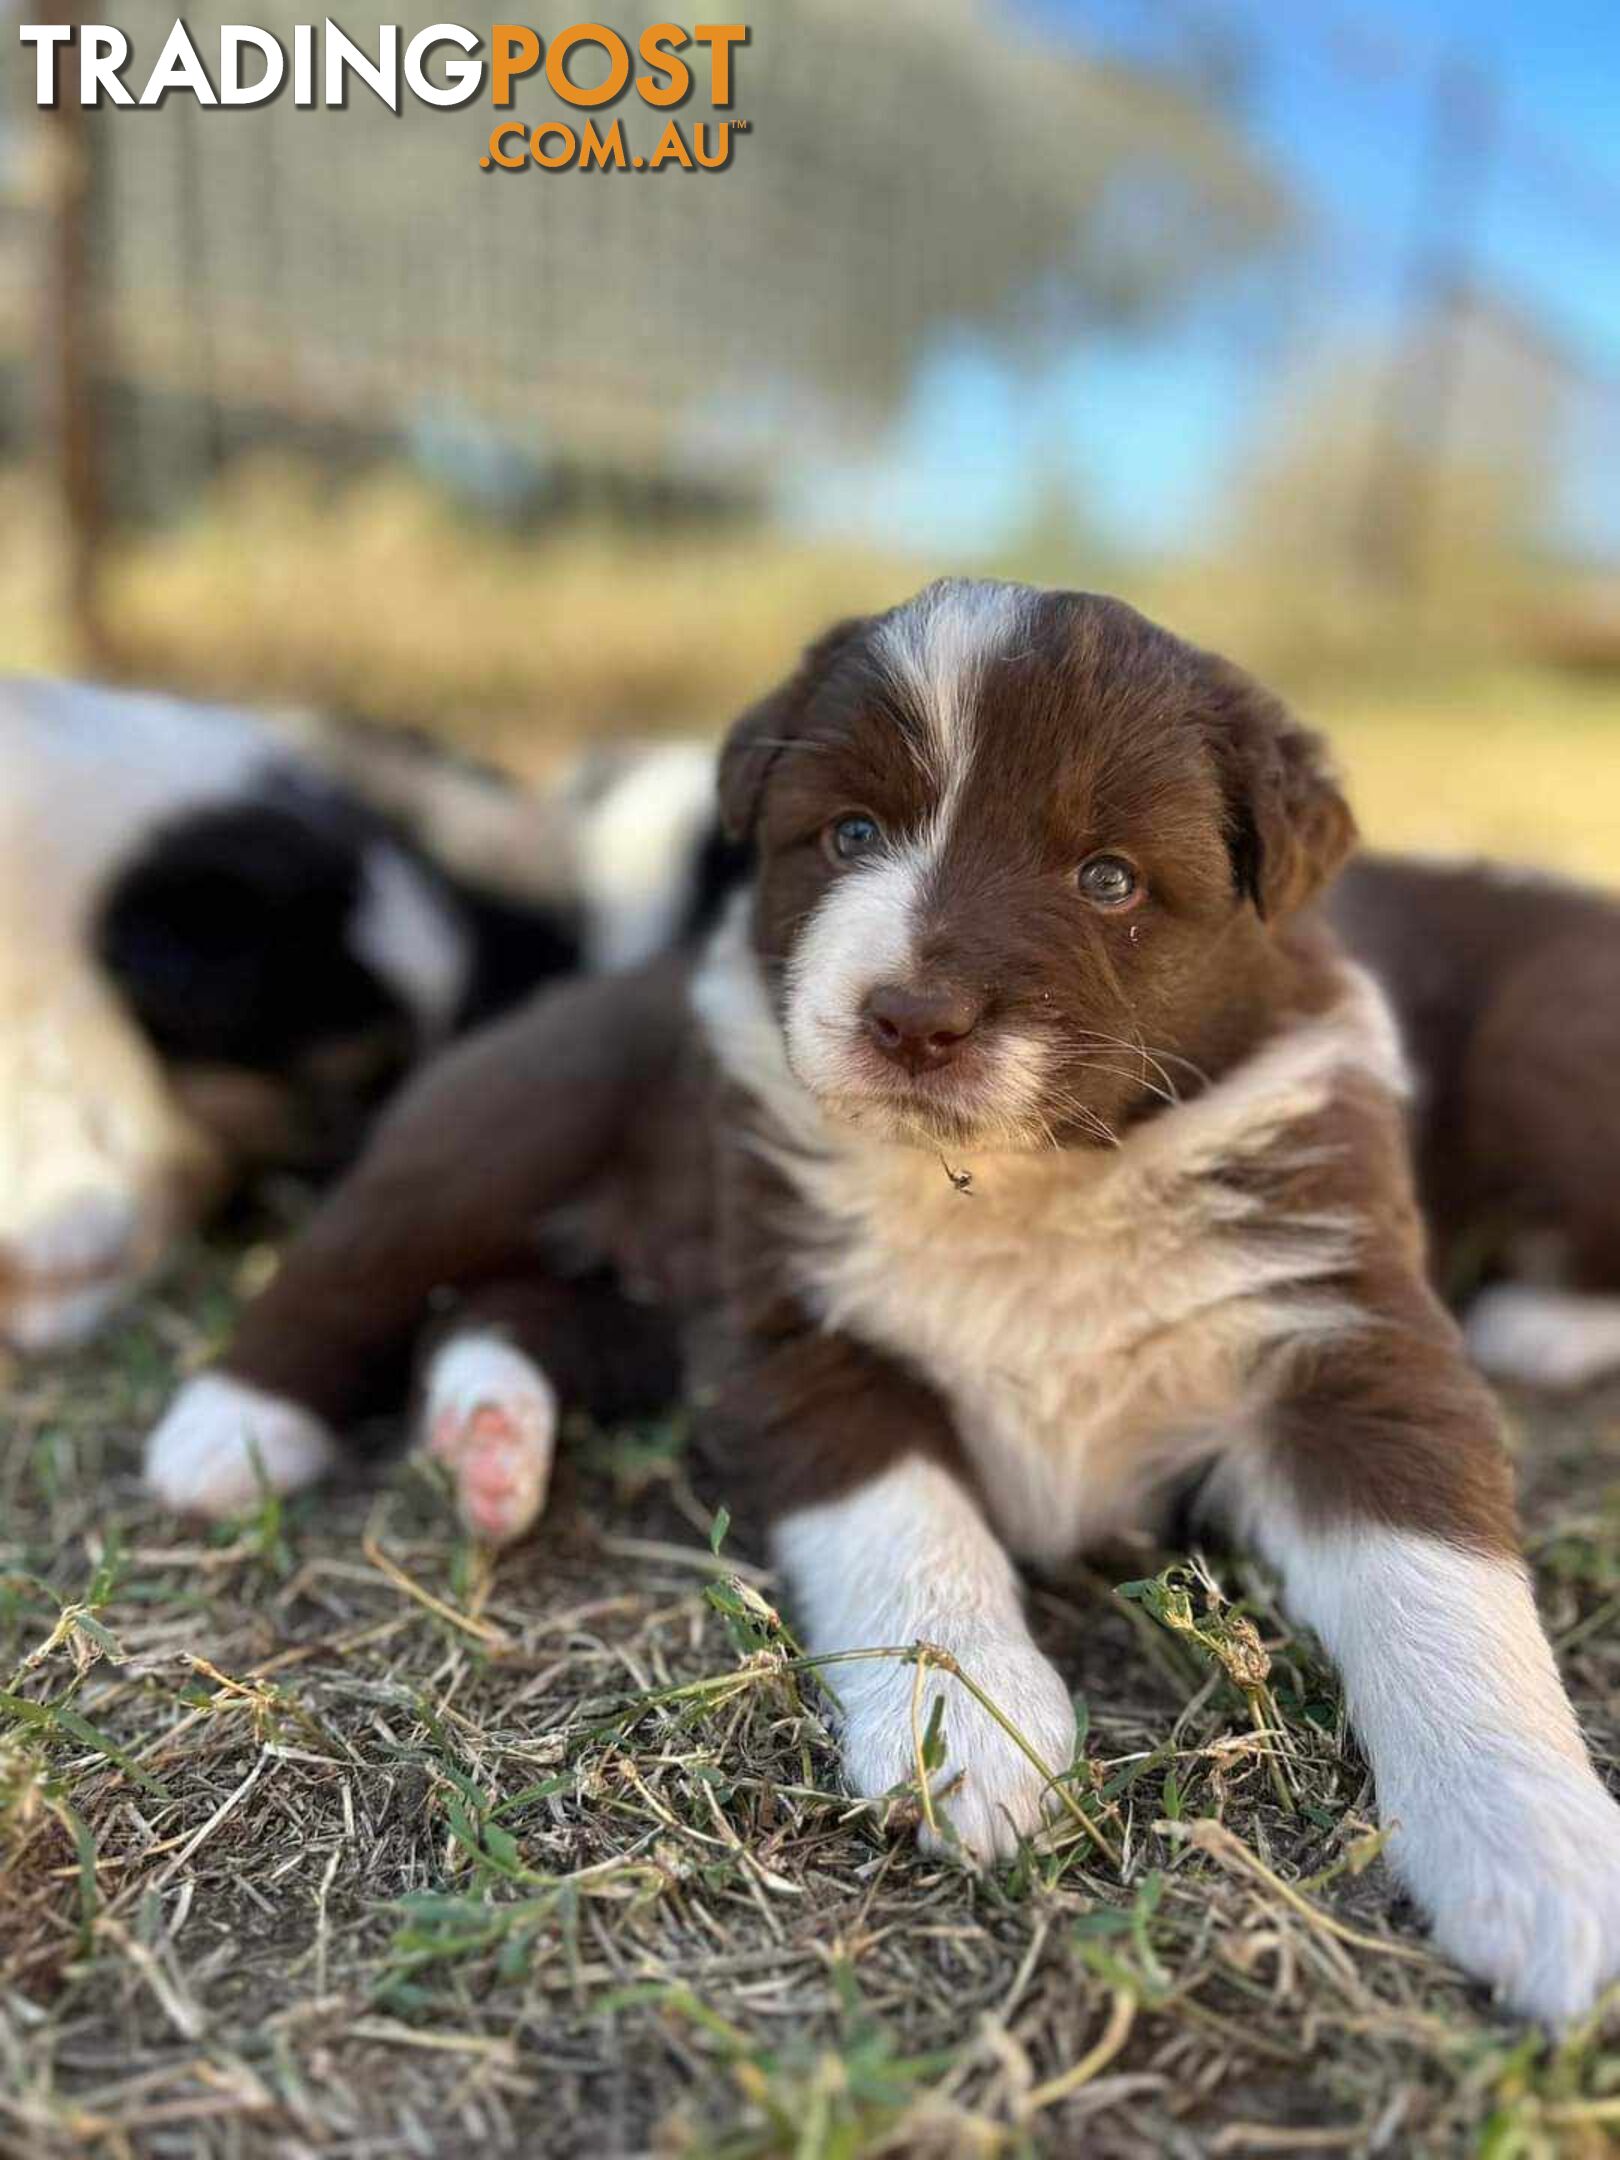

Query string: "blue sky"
[802, 0, 1620, 560]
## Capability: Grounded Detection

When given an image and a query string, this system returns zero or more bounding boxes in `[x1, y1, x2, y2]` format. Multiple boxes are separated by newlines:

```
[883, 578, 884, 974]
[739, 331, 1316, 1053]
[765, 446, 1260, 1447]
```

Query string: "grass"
[5, 1231, 1620, 2157]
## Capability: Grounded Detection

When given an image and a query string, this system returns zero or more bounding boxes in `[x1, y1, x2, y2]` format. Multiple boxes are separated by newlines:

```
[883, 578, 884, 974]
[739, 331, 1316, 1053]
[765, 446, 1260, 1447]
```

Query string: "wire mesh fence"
[1, 0, 1616, 688]
[4, 1, 1279, 525]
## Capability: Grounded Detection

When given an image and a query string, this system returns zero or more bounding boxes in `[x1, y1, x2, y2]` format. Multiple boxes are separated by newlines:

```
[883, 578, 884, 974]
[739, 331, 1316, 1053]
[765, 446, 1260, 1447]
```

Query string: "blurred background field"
[2, 0, 1618, 875]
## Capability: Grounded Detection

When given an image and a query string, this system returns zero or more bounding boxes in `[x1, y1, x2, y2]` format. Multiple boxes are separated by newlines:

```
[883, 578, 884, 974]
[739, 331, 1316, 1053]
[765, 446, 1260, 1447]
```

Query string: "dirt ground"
[4, 1214, 1620, 2160]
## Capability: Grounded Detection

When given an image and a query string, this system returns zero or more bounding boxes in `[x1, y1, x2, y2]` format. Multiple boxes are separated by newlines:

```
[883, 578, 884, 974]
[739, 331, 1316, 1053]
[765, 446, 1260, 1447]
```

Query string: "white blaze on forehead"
[874, 579, 1035, 824]
[763, 581, 1040, 1120]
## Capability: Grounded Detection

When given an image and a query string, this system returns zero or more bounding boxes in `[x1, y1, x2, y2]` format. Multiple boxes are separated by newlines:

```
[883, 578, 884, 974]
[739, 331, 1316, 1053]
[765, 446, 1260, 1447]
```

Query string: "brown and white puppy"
[1329, 854, 1620, 1389]
[144, 582, 1620, 2025]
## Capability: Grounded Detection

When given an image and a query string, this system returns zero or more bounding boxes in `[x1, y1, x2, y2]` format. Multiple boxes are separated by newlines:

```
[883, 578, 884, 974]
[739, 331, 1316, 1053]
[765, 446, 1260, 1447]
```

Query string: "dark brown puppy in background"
[147, 581, 1620, 2023]
[1330, 854, 1620, 1387]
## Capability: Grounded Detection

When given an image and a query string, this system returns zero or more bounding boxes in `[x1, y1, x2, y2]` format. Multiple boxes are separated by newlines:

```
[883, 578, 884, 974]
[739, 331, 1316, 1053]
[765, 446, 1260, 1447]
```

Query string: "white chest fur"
[800, 1164, 1316, 1559]
[693, 911, 1406, 1566]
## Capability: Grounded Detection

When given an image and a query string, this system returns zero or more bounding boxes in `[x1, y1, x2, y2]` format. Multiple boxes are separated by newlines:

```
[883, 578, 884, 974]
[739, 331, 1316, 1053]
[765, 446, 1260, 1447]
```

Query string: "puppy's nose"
[862, 983, 983, 1073]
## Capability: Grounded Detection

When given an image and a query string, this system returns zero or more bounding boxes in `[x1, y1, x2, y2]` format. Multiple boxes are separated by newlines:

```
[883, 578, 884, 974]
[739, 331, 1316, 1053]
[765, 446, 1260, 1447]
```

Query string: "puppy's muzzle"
[861, 982, 986, 1075]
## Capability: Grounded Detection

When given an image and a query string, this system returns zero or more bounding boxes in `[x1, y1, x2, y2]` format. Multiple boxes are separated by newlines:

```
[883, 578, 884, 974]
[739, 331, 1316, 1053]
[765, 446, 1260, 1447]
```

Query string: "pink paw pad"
[421, 1337, 557, 1545]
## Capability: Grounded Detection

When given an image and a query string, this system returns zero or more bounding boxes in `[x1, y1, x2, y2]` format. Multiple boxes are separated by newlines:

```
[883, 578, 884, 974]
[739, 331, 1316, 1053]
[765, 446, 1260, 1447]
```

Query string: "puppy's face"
[722, 581, 1356, 1151]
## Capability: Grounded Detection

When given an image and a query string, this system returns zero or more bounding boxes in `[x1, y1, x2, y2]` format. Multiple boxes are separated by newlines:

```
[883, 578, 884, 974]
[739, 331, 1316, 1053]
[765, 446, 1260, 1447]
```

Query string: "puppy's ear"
[1207, 664, 1357, 918]
[718, 617, 870, 841]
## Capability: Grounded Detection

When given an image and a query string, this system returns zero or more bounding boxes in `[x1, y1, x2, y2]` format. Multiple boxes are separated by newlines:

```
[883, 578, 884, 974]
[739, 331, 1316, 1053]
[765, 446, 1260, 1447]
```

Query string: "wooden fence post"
[39, 9, 113, 672]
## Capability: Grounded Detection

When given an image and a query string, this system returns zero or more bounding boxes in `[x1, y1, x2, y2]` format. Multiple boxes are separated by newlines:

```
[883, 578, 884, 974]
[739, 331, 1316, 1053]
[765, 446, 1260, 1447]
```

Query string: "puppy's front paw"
[1399, 1755, 1620, 2025]
[836, 1626, 1078, 1865]
[420, 1332, 557, 1545]
[146, 1373, 335, 1517]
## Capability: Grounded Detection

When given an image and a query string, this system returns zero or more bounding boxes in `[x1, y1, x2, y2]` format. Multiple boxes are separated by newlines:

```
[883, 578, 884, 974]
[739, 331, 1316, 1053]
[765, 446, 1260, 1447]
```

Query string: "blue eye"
[1077, 853, 1140, 909]
[826, 813, 883, 864]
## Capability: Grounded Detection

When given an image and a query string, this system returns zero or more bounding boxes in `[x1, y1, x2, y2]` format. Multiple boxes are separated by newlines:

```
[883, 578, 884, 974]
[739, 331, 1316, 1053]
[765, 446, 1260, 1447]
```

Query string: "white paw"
[420, 1332, 557, 1545]
[146, 1373, 336, 1517]
[1396, 1753, 1620, 2025]
[1465, 1285, 1620, 1391]
[834, 1624, 1078, 1864]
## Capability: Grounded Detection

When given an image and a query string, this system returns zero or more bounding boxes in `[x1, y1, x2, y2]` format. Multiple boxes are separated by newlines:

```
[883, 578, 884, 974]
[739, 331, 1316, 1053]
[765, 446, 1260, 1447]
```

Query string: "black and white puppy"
[0, 679, 730, 1350]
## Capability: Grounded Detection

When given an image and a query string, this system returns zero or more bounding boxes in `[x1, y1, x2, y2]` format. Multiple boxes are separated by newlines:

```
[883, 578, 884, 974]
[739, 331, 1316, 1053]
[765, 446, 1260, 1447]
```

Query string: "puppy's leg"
[147, 967, 682, 1518]
[1226, 1284, 1620, 2023]
[1456, 938, 1620, 1388]
[417, 1275, 681, 1544]
[718, 1335, 1077, 1864]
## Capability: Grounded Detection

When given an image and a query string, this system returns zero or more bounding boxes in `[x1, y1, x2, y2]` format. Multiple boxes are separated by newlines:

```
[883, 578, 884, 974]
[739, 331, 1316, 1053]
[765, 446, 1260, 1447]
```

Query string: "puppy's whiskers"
[1072, 1031, 1209, 1100]
[1064, 1056, 1177, 1106]
[1038, 1081, 1119, 1150]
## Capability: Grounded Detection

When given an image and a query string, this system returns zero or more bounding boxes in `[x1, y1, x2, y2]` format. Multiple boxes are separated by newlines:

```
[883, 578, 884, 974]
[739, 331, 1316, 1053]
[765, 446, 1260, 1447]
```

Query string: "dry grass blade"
[1021, 1987, 1137, 2115]
[1159, 1817, 1431, 1965]
[360, 1523, 513, 1650]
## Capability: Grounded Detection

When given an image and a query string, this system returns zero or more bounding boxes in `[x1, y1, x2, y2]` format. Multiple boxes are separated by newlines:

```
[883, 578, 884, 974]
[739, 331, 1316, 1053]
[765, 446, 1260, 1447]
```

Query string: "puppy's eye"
[1076, 853, 1140, 910]
[825, 812, 884, 865]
